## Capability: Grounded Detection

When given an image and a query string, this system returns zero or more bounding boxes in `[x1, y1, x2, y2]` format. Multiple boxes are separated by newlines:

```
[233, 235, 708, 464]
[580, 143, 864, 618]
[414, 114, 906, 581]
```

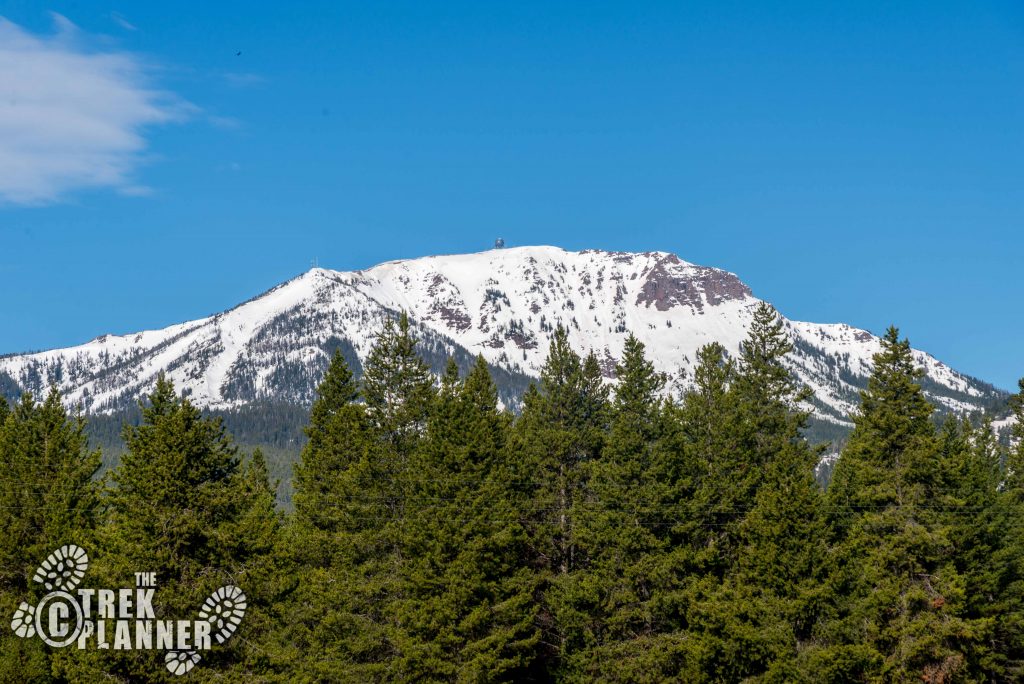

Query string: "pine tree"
[629, 341, 745, 683]
[507, 326, 610, 675]
[0, 389, 101, 683]
[730, 302, 815, 523]
[727, 304, 826, 680]
[562, 334, 707, 681]
[671, 304, 827, 681]
[681, 342, 741, 574]
[820, 327, 983, 682]
[731, 301, 819, 533]
[285, 348, 393, 681]
[208, 447, 289, 679]
[736, 302, 806, 413]
[287, 316, 442, 681]
[933, 416, 1011, 679]
[982, 378, 1024, 678]
[394, 355, 539, 680]
[361, 312, 436, 457]
[81, 375, 281, 682]
[306, 349, 360, 456]
[1006, 378, 1024, 491]
[292, 349, 370, 539]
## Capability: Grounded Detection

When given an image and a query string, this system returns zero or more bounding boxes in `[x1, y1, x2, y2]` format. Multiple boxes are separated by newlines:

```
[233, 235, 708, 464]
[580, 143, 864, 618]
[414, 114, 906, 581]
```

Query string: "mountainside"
[0, 246, 1007, 442]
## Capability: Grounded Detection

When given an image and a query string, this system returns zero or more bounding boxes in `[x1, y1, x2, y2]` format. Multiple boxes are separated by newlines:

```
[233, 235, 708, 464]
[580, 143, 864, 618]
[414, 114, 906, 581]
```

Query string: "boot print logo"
[10, 545, 247, 676]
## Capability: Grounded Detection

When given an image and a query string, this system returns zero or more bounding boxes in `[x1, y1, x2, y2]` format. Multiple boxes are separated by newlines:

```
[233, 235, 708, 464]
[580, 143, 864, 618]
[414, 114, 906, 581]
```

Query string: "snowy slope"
[0, 246, 1005, 429]
[993, 415, 1019, 443]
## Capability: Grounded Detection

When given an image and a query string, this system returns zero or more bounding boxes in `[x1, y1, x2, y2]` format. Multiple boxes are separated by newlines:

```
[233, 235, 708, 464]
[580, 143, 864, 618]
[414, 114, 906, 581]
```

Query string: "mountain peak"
[0, 246, 1005, 436]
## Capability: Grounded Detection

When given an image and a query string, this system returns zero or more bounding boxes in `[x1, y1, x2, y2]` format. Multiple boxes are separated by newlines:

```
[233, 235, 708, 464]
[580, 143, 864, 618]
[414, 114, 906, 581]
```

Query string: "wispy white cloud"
[0, 14, 192, 205]
[118, 184, 154, 197]
[110, 12, 137, 32]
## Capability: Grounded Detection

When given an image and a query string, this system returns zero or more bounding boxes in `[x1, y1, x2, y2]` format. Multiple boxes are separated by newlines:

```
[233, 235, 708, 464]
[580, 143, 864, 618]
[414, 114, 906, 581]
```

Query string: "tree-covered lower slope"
[2, 307, 1023, 682]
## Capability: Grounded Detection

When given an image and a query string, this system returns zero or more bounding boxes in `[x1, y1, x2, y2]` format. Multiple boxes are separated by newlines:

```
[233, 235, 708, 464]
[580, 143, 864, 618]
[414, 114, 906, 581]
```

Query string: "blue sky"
[1, 1, 1022, 390]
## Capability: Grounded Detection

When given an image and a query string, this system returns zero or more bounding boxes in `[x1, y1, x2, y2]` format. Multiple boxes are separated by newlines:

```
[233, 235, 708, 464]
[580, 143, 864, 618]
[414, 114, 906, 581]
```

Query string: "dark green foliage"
[361, 312, 437, 456]
[0, 389, 101, 683]
[561, 334, 692, 680]
[394, 356, 539, 680]
[1007, 378, 1024, 487]
[662, 304, 828, 681]
[725, 304, 827, 676]
[818, 328, 990, 681]
[305, 350, 359, 455]
[981, 378, 1024, 679]
[507, 326, 610, 674]
[60, 375, 284, 682]
[3, 318, 1024, 682]
[285, 347, 391, 681]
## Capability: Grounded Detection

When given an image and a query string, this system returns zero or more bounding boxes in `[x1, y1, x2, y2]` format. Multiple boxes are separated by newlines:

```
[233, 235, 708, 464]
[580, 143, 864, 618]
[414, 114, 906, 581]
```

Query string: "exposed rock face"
[425, 273, 473, 332]
[635, 254, 752, 312]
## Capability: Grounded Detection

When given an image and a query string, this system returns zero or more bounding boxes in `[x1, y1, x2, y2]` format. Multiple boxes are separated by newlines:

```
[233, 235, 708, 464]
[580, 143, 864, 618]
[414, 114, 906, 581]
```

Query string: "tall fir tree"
[214, 446, 290, 679]
[982, 378, 1024, 679]
[287, 317, 440, 681]
[285, 348, 395, 681]
[725, 303, 826, 681]
[0, 389, 101, 683]
[394, 356, 539, 680]
[681, 341, 742, 575]
[1006, 378, 1024, 490]
[75, 375, 282, 683]
[935, 416, 1011, 679]
[361, 312, 436, 458]
[292, 349, 369, 541]
[672, 304, 827, 681]
[562, 334, 706, 681]
[819, 327, 985, 682]
[306, 348, 361, 455]
[697, 302, 814, 570]
[507, 326, 610, 676]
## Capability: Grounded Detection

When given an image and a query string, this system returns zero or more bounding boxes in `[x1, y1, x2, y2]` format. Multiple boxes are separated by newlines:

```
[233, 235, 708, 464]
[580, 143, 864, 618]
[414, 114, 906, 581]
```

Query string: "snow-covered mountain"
[0, 246, 1005, 435]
